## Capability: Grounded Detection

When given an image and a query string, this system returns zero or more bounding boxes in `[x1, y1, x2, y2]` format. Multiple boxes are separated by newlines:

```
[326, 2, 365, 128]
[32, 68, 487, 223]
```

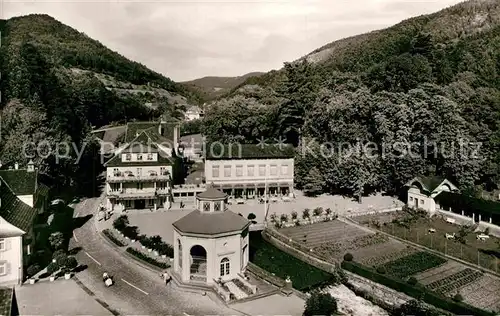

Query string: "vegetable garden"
[380, 251, 447, 279]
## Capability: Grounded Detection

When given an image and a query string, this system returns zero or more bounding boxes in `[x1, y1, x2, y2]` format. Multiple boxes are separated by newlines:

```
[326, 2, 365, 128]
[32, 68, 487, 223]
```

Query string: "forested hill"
[0, 14, 199, 192]
[203, 0, 500, 199]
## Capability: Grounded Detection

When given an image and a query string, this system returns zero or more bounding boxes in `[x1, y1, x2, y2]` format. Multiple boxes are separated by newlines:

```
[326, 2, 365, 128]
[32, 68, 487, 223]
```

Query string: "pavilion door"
[135, 199, 145, 209]
[415, 199, 419, 209]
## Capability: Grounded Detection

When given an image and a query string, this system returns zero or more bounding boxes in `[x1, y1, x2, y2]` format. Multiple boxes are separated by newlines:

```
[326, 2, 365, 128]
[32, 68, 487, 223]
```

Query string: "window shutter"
[6, 262, 11, 275]
[5, 239, 11, 251]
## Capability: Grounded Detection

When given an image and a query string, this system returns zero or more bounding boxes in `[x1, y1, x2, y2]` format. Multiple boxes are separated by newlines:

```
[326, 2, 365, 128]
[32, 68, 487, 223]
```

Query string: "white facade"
[105, 153, 174, 211]
[205, 158, 294, 198]
[0, 220, 24, 286]
[184, 106, 202, 121]
[173, 230, 249, 285]
[407, 178, 458, 215]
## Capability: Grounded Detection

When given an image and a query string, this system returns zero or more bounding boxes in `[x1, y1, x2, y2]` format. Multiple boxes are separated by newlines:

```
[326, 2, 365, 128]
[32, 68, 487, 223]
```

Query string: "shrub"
[126, 247, 170, 269]
[407, 277, 418, 286]
[52, 249, 66, 260]
[103, 229, 125, 246]
[247, 213, 256, 220]
[343, 253, 353, 262]
[280, 214, 288, 222]
[313, 207, 323, 216]
[47, 262, 59, 275]
[123, 226, 140, 240]
[325, 208, 332, 215]
[49, 232, 65, 250]
[291, 211, 298, 219]
[64, 256, 78, 270]
[53, 251, 67, 266]
[453, 293, 463, 302]
[113, 215, 129, 231]
[303, 290, 337, 316]
[376, 266, 386, 274]
[269, 213, 277, 222]
[302, 208, 310, 219]
[27, 264, 40, 278]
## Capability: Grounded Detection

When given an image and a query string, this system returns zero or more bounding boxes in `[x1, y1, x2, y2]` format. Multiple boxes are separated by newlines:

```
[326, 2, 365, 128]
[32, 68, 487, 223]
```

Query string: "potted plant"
[47, 262, 59, 282]
[302, 209, 310, 219]
[62, 256, 78, 279]
[280, 214, 288, 223]
[291, 211, 298, 221]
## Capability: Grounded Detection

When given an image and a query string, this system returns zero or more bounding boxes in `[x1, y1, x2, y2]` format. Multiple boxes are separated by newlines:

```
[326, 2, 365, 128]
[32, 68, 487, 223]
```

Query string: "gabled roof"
[206, 143, 295, 160]
[0, 220, 25, 237]
[125, 120, 179, 143]
[104, 130, 174, 167]
[124, 122, 159, 143]
[405, 176, 449, 194]
[0, 177, 37, 233]
[0, 169, 37, 196]
[172, 210, 249, 235]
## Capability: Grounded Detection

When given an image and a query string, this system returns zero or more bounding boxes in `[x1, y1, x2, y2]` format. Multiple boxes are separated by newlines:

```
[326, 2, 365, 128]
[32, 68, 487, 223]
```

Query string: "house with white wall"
[405, 176, 459, 215]
[184, 106, 203, 121]
[204, 143, 295, 199]
[0, 176, 38, 286]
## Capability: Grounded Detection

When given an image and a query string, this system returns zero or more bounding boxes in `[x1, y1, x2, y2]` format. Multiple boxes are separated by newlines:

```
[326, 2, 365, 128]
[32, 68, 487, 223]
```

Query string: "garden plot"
[459, 274, 500, 313]
[414, 261, 464, 285]
[355, 241, 416, 267]
[381, 252, 447, 279]
[314, 233, 390, 261]
[426, 268, 483, 296]
[279, 220, 371, 249]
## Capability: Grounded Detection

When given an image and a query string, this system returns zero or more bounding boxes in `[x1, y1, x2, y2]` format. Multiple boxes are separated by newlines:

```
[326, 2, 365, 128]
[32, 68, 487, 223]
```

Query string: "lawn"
[365, 214, 500, 273]
[249, 231, 335, 291]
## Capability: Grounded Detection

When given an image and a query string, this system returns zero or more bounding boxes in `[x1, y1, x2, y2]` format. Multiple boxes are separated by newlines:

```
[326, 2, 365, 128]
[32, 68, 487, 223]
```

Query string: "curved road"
[70, 196, 240, 316]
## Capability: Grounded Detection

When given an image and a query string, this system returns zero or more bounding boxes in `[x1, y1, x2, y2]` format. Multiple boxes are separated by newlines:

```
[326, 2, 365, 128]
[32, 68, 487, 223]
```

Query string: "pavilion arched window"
[220, 257, 230, 276]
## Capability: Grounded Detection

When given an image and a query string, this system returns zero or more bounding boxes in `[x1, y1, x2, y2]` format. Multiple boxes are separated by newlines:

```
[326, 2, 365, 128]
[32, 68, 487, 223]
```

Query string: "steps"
[225, 281, 248, 300]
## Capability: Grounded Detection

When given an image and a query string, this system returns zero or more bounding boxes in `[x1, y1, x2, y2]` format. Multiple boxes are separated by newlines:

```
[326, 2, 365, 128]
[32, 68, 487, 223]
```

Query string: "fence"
[345, 207, 402, 218]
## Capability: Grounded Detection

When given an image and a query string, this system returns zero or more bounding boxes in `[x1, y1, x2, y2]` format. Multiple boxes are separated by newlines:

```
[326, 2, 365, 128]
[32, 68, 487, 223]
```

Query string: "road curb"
[73, 276, 120, 316]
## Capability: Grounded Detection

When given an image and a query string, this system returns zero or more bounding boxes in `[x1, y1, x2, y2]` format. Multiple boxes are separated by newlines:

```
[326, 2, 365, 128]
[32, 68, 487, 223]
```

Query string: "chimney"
[27, 160, 35, 172]
[14, 162, 19, 170]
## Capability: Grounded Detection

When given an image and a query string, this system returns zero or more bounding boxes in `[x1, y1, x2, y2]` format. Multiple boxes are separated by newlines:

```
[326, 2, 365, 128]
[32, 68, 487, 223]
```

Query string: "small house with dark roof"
[405, 176, 458, 215]
[0, 161, 50, 212]
[0, 175, 39, 286]
[172, 185, 250, 285]
[204, 143, 296, 201]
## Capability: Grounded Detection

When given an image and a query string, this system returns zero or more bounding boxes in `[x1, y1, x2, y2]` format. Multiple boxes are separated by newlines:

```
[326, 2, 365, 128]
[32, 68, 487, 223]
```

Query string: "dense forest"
[202, 0, 500, 199]
[0, 14, 197, 193]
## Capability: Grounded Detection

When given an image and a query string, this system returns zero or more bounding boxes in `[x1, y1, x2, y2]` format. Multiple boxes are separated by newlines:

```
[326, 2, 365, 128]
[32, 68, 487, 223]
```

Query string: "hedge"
[341, 261, 494, 316]
[126, 247, 170, 269]
[103, 229, 126, 247]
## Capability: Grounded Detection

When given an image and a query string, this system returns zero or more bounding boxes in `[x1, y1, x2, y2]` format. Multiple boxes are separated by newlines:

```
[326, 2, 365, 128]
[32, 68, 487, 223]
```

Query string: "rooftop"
[0, 177, 38, 233]
[407, 176, 446, 194]
[197, 185, 227, 200]
[205, 143, 295, 160]
[0, 169, 37, 196]
[172, 210, 249, 235]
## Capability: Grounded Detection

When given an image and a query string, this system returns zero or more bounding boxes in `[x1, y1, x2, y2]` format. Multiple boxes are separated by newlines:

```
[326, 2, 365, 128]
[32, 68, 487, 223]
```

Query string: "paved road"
[71, 196, 240, 316]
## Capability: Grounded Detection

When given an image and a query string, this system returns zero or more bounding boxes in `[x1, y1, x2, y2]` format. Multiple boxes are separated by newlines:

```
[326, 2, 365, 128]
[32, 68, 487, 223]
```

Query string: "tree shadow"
[74, 264, 88, 273]
[479, 248, 500, 259]
[73, 214, 93, 230]
[68, 246, 83, 255]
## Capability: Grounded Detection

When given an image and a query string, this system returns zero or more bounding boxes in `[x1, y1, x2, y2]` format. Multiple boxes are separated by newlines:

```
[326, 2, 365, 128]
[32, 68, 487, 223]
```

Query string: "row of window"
[113, 167, 168, 176]
[0, 239, 6, 276]
[212, 164, 289, 178]
[110, 182, 168, 191]
[409, 196, 425, 205]
[124, 154, 155, 161]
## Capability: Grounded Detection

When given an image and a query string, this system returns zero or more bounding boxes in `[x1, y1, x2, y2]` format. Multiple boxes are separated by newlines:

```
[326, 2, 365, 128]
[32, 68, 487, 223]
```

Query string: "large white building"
[184, 106, 203, 121]
[405, 176, 459, 215]
[104, 119, 182, 212]
[204, 143, 295, 199]
[172, 185, 250, 285]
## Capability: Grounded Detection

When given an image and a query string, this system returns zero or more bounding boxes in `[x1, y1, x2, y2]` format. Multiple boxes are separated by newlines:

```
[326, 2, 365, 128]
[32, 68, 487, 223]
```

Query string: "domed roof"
[172, 210, 249, 235]
[196, 184, 227, 200]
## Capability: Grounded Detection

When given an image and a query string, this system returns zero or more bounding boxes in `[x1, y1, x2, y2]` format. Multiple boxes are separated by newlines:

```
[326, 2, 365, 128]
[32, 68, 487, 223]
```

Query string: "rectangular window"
[136, 183, 143, 190]
[147, 154, 153, 160]
[214, 201, 221, 211]
[203, 202, 210, 212]
[137, 154, 143, 161]
[236, 165, 243, 177]
[281, 165, 288, 175]
[0, 262, 6, 276]
[409, 197, 413, 201]
[113, 168, 119, 176]
[0, 239, 5, 251]
[137, 168, 142, 176]
[270, 165, 277, 176]
[125, 154, 131, 161]
[224, 165, 231, 177]
[212, 166, 220, 178]
[259, 165, 266, 176]
[421, 199, 424, 205]
[247, 165, 254, 177]
[111, 184, 120, 192]
[160, 167, 166, 175]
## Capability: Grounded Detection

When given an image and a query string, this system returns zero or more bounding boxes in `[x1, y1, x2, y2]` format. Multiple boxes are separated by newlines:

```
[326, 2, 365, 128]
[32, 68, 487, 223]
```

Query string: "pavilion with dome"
[172, 185, 250, 285]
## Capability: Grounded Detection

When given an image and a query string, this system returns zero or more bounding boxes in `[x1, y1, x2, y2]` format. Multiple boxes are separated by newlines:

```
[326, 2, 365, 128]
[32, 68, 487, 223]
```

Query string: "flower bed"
[426, 268, 483, 295]
[126, 247, 170, 269]
[103, 229, 126, 247]
[381, 251, 447, 279]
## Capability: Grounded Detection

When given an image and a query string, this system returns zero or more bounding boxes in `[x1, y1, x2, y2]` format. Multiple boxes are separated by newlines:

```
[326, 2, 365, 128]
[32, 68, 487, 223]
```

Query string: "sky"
[4, 0, 463, 82]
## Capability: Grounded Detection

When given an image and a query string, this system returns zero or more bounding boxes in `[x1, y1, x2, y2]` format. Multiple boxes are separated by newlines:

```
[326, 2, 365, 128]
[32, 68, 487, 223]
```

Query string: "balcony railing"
[172, 184, 206, 190]
[107, 172, 171, 183]
[108, 188, 171, 199]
